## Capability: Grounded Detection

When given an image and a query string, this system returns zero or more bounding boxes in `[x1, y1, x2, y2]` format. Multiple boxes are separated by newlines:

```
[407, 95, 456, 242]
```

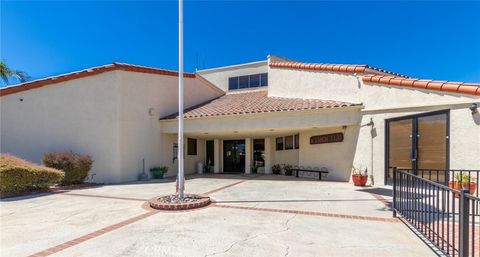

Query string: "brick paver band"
[28, 210, 159, 257]
[213, 203, 398, 223]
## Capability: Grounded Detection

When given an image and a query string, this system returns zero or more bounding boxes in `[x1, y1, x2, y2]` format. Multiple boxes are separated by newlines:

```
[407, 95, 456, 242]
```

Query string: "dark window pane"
[228, 77, 239, 90]
[260, 73, 268, 86]
[249, 74, 260, 87]
[276, 137, 284, 151]
[238, 75, 249, 89]
[187, 138, 197, 155]
[294, 134, 299, 149]
[253, 139, 265, 167]
[285, 135, 294, 150]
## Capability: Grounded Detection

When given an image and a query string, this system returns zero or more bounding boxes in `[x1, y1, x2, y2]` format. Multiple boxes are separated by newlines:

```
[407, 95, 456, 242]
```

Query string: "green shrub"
[283, 164, 293, 176]
[0, 154, 64, 197]
[43, 151, 93, 185]
[149, 166, 168, 179]
[272, 164, 282, 175]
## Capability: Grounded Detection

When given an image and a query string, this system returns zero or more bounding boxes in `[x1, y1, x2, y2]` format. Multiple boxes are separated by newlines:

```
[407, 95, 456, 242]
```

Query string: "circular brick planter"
[148, 194, 211, 211]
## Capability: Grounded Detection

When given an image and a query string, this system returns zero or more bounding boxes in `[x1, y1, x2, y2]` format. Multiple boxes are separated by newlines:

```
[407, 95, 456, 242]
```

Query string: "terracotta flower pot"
[448, 181, 477, 198]
[352, 174, 368, 186]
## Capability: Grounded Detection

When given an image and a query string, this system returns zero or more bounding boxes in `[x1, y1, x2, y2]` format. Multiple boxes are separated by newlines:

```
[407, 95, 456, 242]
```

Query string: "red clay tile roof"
[161, 89, 361, 119]
[362, 74, 480, 96]
[0, 63, 196, 97]
[269, 61, 409, 78]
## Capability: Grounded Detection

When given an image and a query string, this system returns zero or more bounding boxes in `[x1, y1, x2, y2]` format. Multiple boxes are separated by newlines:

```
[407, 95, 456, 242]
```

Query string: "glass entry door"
[387, 119, 413, 180]
[386, 111, 449, 184]
[223, 140, 246, 173]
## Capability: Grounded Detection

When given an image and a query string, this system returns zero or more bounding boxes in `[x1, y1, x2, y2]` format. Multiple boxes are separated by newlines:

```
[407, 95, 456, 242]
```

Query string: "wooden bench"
[293, 168, 329, 180]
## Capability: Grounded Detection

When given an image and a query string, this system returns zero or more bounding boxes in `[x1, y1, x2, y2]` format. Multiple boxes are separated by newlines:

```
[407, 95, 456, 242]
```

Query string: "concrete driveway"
[0, 174, 436, 257]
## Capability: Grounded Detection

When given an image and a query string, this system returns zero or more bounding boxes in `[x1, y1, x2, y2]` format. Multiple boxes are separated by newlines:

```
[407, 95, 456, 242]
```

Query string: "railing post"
[459, 189, 470, 257]
[393, 167, 397, 218]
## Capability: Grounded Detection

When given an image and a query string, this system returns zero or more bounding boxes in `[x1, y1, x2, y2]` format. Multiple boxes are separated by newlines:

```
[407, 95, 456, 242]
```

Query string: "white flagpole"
[177, 0, 185, 199]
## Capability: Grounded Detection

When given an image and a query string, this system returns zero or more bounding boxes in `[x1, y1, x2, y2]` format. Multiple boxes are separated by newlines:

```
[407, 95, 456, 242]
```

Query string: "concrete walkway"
[0, 174, 437, 257]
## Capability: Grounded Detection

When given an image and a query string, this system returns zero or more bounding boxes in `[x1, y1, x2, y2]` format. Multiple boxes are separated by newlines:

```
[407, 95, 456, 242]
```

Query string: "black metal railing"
[393, 167, 480, 257]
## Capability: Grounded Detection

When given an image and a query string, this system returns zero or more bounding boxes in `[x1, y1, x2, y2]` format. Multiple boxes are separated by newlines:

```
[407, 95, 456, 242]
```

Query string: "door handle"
[411, 149, 418, 161]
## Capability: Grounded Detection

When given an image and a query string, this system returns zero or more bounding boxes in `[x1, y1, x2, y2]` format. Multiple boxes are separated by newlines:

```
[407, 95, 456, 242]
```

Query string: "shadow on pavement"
[356, 187, 393, 197]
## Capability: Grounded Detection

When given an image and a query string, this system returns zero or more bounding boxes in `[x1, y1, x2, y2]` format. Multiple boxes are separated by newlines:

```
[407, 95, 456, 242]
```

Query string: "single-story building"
[1, 55, 479, 184]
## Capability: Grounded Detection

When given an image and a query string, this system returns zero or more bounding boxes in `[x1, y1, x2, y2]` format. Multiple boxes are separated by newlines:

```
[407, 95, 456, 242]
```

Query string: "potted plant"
[351, 166, 368, 186]
[251, 165, 258, 174]
[449, 172, 477, 197]
[272, 164, 281, 175]
[283, 164, 293, 176]
[150, 166, 168, 179]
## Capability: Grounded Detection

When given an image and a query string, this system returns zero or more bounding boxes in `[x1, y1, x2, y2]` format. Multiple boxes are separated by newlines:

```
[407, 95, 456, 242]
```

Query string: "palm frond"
[0, 60, 11, 83]
[0, 60, 30, 83]
[12, 70, 31, 83]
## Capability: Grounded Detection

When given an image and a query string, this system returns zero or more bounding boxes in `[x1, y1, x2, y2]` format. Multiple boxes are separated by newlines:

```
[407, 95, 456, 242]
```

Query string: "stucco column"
[213, 139, 220, 173]
[245, 138, 252, 174]
[264, 137, 272, 174]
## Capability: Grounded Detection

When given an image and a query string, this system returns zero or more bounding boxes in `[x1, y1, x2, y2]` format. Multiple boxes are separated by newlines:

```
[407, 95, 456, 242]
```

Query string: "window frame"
[285, 135, 294, 150]
[228, 73, 268, 90]
[228, 77, 239, 90]
[187, 138, 197, 156]
[275, 137, 284, 151]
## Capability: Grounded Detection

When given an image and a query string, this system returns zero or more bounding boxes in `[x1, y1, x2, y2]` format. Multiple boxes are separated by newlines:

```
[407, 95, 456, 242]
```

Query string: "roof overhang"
[160, 105, 363, 135]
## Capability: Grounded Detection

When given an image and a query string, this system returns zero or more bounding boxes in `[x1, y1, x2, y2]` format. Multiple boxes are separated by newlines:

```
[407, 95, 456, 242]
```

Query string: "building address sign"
[310, 133, 344, 144]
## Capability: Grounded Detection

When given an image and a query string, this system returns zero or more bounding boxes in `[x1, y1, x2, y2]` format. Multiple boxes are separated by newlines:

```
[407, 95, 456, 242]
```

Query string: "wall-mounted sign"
[310, 133, 344, 144]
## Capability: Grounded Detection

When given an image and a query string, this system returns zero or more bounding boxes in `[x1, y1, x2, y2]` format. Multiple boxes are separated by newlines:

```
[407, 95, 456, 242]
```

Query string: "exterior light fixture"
[148, 108, 155, 116]
[469, 103, 478, 115]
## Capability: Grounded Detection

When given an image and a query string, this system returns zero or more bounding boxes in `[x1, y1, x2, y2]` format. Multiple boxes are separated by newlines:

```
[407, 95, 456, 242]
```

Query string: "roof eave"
[159, 104, 364, 121]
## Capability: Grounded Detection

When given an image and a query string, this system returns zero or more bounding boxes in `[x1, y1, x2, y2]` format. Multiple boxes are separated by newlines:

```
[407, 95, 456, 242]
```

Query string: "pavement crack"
[204, 214, 296, 257]
[284, 245, 290, 257]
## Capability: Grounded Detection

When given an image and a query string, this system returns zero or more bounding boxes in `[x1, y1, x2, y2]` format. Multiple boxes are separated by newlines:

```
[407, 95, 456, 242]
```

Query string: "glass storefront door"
[223, 140, 246, 173]
[386, 110, 449, 184]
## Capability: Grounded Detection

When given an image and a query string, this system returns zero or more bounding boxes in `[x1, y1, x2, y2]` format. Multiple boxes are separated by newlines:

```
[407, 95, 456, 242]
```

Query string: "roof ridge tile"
[362, 75, 480, 96]
[270, 60, 407, 77]
[0, 63, 197, 97]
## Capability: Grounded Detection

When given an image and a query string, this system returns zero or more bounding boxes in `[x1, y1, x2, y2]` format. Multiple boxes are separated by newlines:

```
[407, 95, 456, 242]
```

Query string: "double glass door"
[386, 111, 449, 183]
[223, 140, 246, 173]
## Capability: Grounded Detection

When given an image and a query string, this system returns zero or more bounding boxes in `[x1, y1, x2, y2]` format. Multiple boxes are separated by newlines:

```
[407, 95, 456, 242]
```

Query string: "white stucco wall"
[197, 61, 267, 91]
[160, 107, 362, 135]
[157, 134, 206, 177]
[115, 71, 222, 182]
[2, 60, 478, 185]
[0, 72, 122, 182]
[268, 66, 477, 108]
[450, 109, 480, 170]
[0, 70, 223, 183]
[298, 127, 359, 182]
[268, 66, 479, 184]
[268, 67, 361, 103]
[272, 148, 299, 167]
[351, 106, 480, 185]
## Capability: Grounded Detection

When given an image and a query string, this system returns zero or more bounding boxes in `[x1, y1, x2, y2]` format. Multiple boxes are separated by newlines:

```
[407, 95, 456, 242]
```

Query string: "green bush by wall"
[0, 154, 64, 197]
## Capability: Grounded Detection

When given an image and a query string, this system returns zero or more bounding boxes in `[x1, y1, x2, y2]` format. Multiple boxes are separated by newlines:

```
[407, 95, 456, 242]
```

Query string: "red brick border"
[202, 174, 262, 195]
[148, 194, 211, 210]
[28, 210, 159, 257]
[61, 192, 147, 202]
[213, 204, 398, 223]
[203, 180, 247, 195]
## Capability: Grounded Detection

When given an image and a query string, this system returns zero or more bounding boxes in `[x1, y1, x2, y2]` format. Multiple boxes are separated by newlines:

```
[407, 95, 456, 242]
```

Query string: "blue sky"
[1, 1, 479, 86]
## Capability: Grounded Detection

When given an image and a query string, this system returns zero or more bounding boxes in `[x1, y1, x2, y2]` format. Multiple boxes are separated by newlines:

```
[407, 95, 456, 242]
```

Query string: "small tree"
[43, 151, 93, 185]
